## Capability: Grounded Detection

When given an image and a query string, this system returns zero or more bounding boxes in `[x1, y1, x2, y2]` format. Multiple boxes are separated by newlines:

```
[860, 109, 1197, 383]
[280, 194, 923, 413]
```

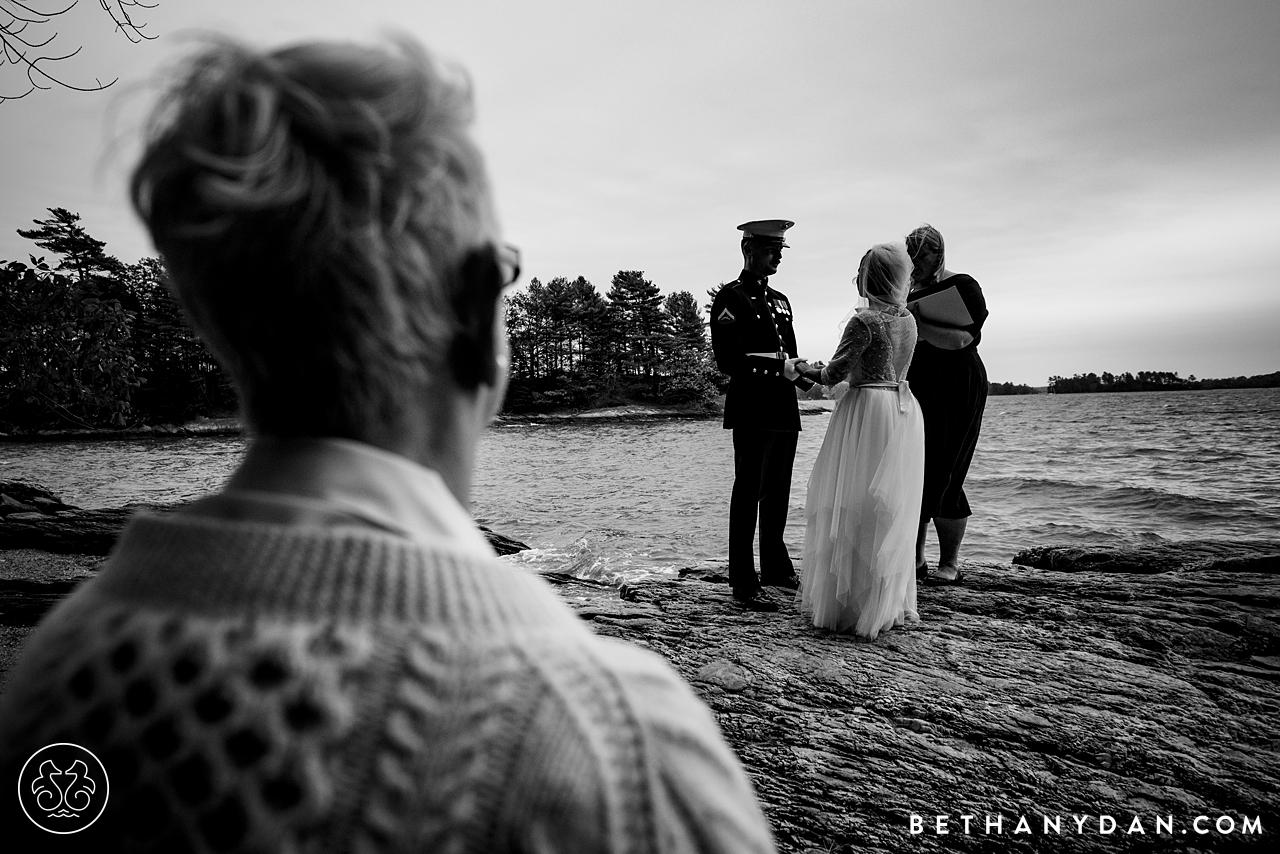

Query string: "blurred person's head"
[856, 241, 912, 306]
[131, 37, 511, 480]
[905, 223, 945, 288]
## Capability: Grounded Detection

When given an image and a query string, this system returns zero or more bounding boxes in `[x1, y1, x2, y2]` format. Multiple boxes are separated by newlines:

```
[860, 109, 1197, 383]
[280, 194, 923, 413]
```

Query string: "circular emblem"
[17, 743, 110, 834]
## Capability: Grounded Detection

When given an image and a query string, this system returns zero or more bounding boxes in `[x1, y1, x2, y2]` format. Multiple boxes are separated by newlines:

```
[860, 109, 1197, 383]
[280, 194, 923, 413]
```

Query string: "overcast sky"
[2, 0, 1277, 385]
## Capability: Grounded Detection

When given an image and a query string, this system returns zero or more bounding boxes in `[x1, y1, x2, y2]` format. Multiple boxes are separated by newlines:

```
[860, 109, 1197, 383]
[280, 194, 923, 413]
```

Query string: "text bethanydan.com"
[909, 813, 1263, 837]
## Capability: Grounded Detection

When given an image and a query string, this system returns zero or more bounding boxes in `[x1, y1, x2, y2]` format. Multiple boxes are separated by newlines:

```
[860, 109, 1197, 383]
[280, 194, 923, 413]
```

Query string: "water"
[2, 389, 1277, 582]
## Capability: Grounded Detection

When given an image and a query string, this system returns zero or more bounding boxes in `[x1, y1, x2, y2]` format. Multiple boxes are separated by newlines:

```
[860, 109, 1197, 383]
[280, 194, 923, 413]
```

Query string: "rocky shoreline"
[0, 480, 531, 557]
[0, 401, 835, 442]
[582, 557, 1280, 853]
[2, 482, 1277, 852]
[0, 417, 245, 442]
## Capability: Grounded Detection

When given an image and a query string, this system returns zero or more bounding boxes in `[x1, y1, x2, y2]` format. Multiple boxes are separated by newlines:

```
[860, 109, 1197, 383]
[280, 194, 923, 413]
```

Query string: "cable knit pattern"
[0, 513, 775, 853]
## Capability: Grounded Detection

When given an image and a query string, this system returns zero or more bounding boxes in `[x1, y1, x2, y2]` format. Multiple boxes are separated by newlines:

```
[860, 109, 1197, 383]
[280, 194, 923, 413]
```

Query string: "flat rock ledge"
[3, 543, 1277, 852]
[1014, 542, 1280, 575]
[0, 402, 836, 438]
[0, 417, 243, 442]
[545, 558, 1279, 853]
[0, 481, 528, 557]
[496, 400, 832, 424]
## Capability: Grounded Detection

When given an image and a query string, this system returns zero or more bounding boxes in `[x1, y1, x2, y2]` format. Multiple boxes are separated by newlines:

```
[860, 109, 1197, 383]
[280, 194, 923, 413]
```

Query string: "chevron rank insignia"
[717, 307, 735, 324]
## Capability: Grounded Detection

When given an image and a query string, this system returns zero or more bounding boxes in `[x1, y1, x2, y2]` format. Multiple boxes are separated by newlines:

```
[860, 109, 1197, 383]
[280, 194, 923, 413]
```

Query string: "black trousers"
[729, 428, 798, 594]
[911, 349, 988, 523]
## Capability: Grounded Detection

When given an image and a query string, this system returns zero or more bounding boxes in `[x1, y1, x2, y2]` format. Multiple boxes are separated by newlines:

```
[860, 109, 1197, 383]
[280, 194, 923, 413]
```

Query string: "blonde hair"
[905, 223, 945, 278]
[130, 37, 495, 437]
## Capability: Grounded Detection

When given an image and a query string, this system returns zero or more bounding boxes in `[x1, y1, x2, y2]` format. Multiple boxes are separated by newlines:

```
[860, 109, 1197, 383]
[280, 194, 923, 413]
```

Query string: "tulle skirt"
[797, 384, 925, 638]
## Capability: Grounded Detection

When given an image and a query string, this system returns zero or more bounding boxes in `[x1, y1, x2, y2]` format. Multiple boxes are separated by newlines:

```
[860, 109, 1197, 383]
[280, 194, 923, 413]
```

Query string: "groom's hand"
[783, 357, 801, 381]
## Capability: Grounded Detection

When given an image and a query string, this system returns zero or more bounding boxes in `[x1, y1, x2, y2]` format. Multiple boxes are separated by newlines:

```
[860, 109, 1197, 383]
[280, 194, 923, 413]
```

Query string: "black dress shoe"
[731, 589, 779, 612]
[762, 574, 800, 590]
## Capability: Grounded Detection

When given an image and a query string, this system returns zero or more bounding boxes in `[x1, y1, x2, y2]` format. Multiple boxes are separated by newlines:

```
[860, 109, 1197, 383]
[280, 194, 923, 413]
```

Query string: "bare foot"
[934, 564, 960, 582]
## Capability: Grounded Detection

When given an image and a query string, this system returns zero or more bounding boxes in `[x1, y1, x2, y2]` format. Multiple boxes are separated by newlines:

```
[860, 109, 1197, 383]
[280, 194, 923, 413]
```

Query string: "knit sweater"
[0, 513, 776, 852]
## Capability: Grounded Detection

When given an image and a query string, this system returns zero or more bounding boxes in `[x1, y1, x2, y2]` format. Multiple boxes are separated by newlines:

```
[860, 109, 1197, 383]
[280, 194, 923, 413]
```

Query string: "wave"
[504, 531, 681, 584]
[971, 475, 1276, 525]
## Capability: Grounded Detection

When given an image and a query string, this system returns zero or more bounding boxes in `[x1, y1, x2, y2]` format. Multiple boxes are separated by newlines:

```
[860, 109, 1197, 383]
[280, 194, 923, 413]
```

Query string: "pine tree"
[607, 270, 668, 385]
[664, 291, 708, 352]
[122, 258, 235, 421]
[565, 276, 611, 379]
[661, 290, 717, 402]
[504, 278, 543, 381]
[17, 208, 120, 284]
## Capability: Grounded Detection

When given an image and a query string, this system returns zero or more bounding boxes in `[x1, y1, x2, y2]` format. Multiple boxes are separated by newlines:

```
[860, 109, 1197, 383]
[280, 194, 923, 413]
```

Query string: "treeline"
[989, 382, 1037, 395]
[1, 209, 235, 431]
[1, 208, 723, 430]
[503, 272, 720, 411]
[1047, 370, 1280, 394]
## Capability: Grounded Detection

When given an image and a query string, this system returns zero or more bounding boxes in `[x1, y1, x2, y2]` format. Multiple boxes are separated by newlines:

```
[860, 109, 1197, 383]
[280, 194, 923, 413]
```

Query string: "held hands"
[784, 357, 812, 382]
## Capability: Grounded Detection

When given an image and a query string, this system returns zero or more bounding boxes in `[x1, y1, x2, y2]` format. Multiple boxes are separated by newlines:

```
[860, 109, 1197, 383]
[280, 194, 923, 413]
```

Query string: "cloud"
[1, 0, 1276, 385]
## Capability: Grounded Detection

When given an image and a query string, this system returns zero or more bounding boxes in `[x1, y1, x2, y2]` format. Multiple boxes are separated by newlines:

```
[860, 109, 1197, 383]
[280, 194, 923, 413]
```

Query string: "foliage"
[607, 270, 668, 389]
[16, 207, 121, 281]
[503, 272, 719, 412]
[0, 257, 137, 427]
[1191, 371, 1280, 390]
[989, 381, 1037, 395]
[3, 211, 720, 426]
[660, 291, 719, 402]
[1047, 370, 1280, 394]
[120, 256, 236, 423]
[505, 276, 610, 383]
[1, 208, 235, 430]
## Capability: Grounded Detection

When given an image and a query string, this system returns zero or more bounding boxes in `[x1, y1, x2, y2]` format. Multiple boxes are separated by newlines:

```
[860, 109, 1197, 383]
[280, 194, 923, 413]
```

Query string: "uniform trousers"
[729, 428, 799, 594]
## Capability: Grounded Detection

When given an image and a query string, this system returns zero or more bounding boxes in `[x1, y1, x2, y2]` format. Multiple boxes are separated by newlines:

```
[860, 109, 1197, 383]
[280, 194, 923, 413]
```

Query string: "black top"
[710, 271, 812, 431]
[909, 273, 988, 359]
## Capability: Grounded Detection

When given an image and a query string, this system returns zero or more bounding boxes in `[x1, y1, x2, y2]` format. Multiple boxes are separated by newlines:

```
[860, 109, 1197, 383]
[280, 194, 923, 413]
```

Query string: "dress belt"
[852, 380, 912, 413]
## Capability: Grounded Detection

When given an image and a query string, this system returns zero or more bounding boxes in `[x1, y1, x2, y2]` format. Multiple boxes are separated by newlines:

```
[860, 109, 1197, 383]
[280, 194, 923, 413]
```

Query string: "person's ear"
[449, 245, 503, 389]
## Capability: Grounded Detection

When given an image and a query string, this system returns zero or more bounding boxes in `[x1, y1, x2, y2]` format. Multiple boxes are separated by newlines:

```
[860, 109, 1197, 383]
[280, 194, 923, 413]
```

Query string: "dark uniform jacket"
[710, 271, 813, 431]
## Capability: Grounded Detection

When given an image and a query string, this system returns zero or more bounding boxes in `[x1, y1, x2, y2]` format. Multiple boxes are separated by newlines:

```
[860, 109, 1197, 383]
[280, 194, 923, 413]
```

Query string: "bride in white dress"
[791, 241, 925, 638]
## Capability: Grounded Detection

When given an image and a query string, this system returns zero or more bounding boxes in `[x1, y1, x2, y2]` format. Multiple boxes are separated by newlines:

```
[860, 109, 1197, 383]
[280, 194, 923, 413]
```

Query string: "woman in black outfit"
[905, 225, 988, 584]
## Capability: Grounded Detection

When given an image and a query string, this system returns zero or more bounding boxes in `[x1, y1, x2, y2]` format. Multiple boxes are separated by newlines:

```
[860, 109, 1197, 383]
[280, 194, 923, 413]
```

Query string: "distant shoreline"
[0, 406, 739, 442]
[1047, 370, 1279, 395]
[3, 385, 1277, 442]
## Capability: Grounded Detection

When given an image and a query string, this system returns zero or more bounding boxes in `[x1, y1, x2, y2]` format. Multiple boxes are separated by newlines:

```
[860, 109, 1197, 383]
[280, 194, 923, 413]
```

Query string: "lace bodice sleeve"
[818, 315, 871, 386]
[815, 308, 917, 385]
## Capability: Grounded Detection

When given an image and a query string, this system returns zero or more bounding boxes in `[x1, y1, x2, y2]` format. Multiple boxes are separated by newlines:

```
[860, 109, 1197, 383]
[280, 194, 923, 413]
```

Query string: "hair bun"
[135, 39, 460, 242]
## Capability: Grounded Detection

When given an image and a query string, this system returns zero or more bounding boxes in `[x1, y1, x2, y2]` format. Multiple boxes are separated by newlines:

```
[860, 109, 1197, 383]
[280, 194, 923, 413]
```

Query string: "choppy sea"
[2, 388, 1277, 583]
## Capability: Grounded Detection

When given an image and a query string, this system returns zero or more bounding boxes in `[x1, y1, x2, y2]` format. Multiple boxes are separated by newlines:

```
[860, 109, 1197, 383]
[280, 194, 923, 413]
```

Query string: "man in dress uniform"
[710, 219, 814, 610]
